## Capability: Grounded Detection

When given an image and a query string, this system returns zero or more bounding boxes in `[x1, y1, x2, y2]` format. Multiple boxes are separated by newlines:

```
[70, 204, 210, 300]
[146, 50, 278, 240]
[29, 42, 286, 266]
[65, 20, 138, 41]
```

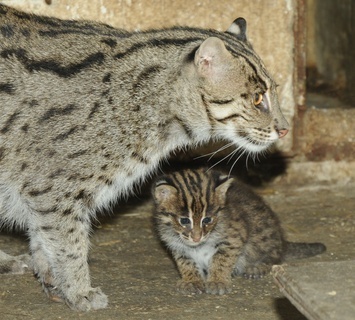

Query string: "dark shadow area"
[274, 298, 308, 320]
[154, 150, 289, 187]
[306, 0, 354, 107]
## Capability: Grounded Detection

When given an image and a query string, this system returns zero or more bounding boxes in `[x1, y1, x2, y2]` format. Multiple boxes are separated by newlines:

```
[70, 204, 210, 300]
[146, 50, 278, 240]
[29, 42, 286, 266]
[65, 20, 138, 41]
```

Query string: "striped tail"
[283, 241, 326, 260]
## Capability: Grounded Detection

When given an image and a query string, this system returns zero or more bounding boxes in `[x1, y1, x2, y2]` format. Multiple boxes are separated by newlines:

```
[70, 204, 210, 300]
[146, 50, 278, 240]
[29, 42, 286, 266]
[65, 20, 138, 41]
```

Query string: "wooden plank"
[272, 261, 355, 320]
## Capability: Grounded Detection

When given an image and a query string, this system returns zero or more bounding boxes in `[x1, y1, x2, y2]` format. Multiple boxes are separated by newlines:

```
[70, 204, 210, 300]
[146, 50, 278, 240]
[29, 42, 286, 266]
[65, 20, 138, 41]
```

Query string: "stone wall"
[306, 0, 354, 104]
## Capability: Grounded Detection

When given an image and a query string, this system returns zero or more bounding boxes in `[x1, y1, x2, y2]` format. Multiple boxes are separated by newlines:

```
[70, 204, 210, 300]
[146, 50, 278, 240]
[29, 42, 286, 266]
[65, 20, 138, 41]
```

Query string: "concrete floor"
[1, 178, 354, 320]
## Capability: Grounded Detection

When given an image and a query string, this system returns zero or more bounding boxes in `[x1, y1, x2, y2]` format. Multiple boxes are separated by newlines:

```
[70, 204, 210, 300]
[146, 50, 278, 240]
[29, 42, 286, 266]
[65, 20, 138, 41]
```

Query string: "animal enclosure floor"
[1, 183, 354, 320]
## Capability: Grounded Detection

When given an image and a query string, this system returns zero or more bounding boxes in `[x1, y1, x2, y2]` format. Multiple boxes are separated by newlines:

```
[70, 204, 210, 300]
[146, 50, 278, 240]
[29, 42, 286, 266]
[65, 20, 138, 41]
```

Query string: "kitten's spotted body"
[0, 4, 288, 310]
[153, 168, 326, 295]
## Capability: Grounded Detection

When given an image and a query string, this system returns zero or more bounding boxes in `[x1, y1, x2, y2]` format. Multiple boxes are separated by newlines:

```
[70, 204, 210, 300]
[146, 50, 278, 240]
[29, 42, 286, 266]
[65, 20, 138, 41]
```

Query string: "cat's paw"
[66, 287, 108, 311]
[42, 279, 65, 304]
[243, 264, 270, 279]
[177, 280, 205, 294]
[205, 281, 232, 295]
[0, 252, 32, 274]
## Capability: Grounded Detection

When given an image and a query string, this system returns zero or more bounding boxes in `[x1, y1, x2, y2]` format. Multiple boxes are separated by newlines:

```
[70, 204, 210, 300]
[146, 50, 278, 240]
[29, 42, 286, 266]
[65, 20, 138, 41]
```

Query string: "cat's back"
[0, 3, 138, 81]
[226, 179, 281, 228]
[0, 4, 200, 58]
[0, 4, 131, 47]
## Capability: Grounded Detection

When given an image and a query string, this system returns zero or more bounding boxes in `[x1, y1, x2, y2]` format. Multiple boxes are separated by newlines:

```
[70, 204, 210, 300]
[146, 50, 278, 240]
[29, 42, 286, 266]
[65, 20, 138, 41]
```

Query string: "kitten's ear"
[215, 176, 234, 205]
[194, 37, 231, 77]
[153, 182, 178, 204]
[226, 17, 248, 42]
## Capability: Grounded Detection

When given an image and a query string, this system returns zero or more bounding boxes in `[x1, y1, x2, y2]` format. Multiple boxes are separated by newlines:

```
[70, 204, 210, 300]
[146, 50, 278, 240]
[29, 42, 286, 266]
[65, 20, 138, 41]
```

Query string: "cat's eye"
[253, 93, 263, 106]
[179, 217, 191, 226]
[202, 217, 212, 224]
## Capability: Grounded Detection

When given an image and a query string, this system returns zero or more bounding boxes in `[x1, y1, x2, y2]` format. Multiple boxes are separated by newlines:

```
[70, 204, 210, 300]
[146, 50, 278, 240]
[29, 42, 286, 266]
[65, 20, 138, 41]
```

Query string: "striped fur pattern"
[0, 4, 289, 310]
[153, 168, 326, 295]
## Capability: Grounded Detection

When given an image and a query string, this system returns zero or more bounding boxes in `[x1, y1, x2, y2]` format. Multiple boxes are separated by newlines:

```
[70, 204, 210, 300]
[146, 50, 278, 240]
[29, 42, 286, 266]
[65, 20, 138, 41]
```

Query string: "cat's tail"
[283, 241, 326, 260]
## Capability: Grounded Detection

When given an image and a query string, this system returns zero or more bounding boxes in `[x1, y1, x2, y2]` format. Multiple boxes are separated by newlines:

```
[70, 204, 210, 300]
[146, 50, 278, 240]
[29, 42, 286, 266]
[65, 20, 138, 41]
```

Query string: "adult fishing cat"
[0, 4, 288, 310]
[153, 168, 325, 295]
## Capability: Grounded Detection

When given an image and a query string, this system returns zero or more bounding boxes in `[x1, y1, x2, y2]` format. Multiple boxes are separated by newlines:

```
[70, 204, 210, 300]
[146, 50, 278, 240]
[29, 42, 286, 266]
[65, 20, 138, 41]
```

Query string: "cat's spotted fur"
[0, 4, 288, 310]
[153, 168, 325, 295]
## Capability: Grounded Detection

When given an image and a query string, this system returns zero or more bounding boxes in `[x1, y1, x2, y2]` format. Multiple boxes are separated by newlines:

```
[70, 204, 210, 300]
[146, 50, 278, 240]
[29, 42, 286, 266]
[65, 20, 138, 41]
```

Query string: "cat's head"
[153, 169, 233, 247]
[186, 18, 289, 154]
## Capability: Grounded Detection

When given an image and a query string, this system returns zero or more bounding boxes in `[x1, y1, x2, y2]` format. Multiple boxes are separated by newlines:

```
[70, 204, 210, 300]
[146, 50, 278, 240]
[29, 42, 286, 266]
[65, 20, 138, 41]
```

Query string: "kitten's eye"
[202, 217, 212, 224]
[253, 93, 263, 106]
[179, 217, 191, 226]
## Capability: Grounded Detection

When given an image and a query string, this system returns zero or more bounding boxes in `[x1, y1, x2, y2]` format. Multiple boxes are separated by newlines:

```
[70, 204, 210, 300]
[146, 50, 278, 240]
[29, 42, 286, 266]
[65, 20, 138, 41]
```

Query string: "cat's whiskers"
[228, 149, 248, 177]
[206, 143, 246, 172]
[226, 148, 239, 164]
[194, 142, 235, 161]
[206, 152, 233, 172]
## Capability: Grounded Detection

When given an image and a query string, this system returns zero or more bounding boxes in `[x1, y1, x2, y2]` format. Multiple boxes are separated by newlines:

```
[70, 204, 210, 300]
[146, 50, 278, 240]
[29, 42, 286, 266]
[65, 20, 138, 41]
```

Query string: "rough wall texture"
[284, 104, 355, 186]
[296, 107, 355, 162]
[306, 0, 354, 104]
[1, 0, 296, 152]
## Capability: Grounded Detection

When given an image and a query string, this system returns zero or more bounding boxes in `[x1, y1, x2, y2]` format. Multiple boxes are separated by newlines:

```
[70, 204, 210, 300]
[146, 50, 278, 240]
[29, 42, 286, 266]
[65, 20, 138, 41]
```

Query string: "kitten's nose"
[277, 128, 288, 138]
[192, 235, 201, 242]
[191, 231, 202, 242]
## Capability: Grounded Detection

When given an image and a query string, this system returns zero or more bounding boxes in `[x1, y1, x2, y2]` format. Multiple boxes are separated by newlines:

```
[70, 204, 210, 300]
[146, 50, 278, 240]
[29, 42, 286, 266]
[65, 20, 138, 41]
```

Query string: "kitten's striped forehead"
[164, 169, 213, 217]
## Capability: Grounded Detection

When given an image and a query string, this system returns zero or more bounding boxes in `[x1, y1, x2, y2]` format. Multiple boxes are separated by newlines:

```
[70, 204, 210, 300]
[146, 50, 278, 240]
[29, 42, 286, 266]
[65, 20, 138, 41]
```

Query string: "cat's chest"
[186, 242, 218, 273]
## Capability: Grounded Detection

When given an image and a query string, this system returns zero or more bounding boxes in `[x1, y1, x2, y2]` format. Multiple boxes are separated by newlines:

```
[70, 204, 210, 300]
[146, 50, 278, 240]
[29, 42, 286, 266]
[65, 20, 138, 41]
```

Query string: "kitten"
[0, 4, 288, 310]
[153, 168, 326, 295]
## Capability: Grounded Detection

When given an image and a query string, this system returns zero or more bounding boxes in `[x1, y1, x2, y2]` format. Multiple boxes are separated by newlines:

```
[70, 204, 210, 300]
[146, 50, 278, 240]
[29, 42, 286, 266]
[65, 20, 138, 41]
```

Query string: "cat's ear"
[215, 176, 234, 205]
[226, 17, 248, 42]
[194, 37, 231, 77]
[153, 182, 178, 204]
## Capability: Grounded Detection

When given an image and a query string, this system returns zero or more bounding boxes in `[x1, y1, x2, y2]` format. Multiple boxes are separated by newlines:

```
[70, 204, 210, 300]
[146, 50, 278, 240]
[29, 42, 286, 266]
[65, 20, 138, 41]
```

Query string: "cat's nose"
[192, 235, 201, 242]
[277, 128, 288, 138]
[191, 232, 202, 242]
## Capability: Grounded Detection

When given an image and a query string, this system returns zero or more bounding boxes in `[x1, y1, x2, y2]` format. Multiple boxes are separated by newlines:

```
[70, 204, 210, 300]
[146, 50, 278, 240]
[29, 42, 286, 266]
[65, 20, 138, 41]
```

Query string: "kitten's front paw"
[66, 287, 108, 311]
[243, 264, 270, 279]
[205, 281, 232, 295]
[177, 280, 205, 294]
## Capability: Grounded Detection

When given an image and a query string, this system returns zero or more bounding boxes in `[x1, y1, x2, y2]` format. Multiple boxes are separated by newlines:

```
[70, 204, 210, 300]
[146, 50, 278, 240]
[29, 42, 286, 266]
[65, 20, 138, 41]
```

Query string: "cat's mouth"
[234, 134, 279, 153]
[222, 121, 289, 154]
[181, 235, 207, 247]
[186, 240, 204, 247]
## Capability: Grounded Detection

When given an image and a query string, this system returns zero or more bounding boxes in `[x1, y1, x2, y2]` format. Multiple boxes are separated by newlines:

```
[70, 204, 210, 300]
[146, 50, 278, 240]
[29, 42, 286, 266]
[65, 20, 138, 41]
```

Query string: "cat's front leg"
[28, 208, 108, 311]
[205, 246, 237, 295]
[174, 254, 205, 294]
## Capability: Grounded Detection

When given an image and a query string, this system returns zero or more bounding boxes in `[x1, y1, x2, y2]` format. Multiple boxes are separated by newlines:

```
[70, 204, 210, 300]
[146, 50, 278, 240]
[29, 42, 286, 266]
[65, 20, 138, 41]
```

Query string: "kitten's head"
[153, 169, 233, 247]
[187, 18, 289, 153]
